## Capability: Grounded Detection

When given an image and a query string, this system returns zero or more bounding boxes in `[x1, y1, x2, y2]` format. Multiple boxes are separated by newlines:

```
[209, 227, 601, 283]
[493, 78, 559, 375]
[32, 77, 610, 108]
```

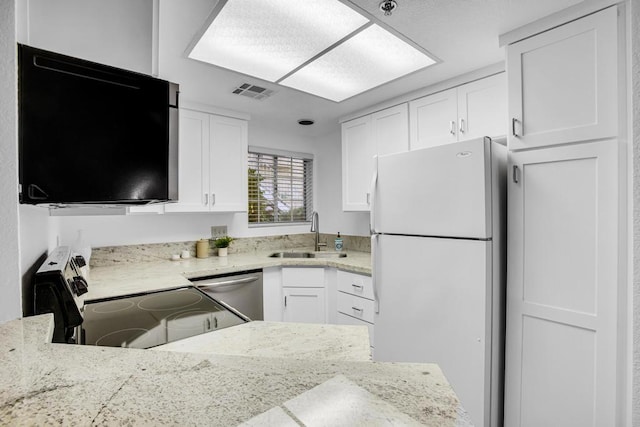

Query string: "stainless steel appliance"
[371, 137, 506, 427]
[192, 270, 264, 321]
[32, 246, 248, 348]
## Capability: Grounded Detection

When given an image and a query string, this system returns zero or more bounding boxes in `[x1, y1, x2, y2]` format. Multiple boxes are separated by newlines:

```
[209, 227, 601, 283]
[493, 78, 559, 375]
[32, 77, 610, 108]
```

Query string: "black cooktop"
[81, 286, 247, 349]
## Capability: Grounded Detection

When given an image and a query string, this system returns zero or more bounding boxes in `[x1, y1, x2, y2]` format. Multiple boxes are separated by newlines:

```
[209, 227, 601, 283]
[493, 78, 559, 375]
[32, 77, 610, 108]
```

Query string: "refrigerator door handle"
[369, 155, 379, 234]
[371, 234, 380, 313]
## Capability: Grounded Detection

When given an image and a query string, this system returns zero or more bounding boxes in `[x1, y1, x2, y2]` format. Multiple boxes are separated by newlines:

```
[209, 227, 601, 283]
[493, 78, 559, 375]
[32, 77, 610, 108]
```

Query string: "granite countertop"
[153, 321, 372, 361]
[0, 315, 471, 426]
[83, 249, 371, 302]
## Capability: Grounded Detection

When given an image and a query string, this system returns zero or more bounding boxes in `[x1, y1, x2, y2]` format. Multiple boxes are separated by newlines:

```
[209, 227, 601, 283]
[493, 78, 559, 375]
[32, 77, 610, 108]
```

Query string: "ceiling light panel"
[189, 0, 369, 82]
[280, 24, 436, 102]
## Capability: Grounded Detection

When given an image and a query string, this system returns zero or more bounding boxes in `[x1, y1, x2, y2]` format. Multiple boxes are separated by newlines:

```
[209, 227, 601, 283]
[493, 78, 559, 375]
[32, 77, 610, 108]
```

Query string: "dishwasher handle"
[196, 276, 260, 290]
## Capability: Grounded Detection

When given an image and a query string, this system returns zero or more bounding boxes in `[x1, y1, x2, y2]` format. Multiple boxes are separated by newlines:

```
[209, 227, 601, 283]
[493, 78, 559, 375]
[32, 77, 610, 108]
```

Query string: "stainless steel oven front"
[191, 269, 263, 321]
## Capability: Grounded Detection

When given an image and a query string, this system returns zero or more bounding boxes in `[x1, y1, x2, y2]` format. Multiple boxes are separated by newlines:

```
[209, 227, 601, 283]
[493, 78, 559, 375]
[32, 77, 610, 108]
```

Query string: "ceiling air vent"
[232, 83, 274, 100]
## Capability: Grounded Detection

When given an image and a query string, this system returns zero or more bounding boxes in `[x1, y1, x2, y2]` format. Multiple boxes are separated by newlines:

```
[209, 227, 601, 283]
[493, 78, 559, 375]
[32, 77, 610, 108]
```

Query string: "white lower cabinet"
[281, 267, 327, 324]
[283, 287, 326, 324]
[335, 270, 375, 348]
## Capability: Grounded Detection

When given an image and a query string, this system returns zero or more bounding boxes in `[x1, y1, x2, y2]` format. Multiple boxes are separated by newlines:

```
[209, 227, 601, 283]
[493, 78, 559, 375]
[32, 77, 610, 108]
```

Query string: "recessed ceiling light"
[188, 0, 437, 102]
[298, 119, 314, 126]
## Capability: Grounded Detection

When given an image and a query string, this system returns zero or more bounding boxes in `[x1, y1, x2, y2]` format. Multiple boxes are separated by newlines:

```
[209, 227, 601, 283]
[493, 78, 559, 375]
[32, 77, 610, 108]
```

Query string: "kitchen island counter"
[153, 320, 372, 361]
[0, 315, 470, 426]
[84, 249, 371, 302]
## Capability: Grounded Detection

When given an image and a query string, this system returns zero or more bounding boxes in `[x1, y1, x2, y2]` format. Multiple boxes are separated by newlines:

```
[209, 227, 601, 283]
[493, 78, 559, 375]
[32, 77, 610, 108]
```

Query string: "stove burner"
[90, 300, 135, 314]
[94, 328, 153, 348]
[137, 289, 203, 311]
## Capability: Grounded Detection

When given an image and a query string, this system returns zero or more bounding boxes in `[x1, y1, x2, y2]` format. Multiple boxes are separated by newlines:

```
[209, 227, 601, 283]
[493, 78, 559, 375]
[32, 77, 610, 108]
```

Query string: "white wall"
[24, 0, 153, 74]
[0, 1, 22, 322]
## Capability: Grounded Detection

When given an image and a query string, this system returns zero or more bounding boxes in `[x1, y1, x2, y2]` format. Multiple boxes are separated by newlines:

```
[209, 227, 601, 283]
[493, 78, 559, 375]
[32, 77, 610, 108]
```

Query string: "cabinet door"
[341, 115, 374, 211]
[507, 6, 617, 150]
[372, 104, 408, 156]
[209, 115, 248, 212]
[165, 109, 210, 212]
[457, 73, 506, 141]
[283, 287, 326, 324]
[409, 87, 457, 149]
[505, 141, 619, 426]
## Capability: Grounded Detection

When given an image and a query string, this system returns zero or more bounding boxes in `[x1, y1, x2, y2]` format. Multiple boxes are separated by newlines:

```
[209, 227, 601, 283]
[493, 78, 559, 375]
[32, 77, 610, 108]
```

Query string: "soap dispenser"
[334, 232, 343, 252]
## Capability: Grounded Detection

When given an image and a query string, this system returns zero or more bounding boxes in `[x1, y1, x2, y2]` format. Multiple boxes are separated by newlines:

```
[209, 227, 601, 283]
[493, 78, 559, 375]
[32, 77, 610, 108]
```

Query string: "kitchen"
[0, 0, 638, 426]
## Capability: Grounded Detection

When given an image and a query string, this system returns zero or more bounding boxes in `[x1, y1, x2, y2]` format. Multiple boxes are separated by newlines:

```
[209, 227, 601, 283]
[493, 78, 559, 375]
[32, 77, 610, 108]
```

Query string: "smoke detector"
[379, 0, 397, 16]
[232, 83, 274, 100]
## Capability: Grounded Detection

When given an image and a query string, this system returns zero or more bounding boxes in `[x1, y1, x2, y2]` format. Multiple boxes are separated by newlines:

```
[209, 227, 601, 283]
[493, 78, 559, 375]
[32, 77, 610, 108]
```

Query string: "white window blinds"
[248, 149, 313, 224]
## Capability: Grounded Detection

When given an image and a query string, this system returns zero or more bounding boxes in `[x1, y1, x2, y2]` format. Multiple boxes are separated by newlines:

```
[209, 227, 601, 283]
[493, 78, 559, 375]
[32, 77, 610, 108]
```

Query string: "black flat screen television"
[18, 44, 178, 205]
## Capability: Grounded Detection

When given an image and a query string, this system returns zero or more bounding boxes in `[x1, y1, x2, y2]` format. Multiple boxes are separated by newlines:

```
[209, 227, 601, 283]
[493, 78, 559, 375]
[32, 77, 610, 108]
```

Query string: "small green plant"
[213, 236, 234, 248]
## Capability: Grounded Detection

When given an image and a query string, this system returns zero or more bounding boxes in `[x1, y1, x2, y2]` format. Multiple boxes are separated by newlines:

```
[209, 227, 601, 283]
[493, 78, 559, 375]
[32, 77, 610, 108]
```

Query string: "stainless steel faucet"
[310, 211, 326, 251]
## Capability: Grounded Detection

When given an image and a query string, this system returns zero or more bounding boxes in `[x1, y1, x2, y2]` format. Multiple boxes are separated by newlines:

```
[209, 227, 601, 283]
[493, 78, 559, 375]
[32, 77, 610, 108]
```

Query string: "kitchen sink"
[268, 251, 347, 259]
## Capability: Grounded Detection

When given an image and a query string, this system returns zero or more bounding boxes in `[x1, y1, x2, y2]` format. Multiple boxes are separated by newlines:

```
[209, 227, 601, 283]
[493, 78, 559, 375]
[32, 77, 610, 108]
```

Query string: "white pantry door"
[504, 140, 620, 426]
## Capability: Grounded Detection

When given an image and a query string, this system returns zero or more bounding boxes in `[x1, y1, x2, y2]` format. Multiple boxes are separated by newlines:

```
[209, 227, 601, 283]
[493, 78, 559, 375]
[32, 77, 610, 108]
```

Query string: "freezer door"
[373, 137, 493, 238]
[373, 234, 494, 427]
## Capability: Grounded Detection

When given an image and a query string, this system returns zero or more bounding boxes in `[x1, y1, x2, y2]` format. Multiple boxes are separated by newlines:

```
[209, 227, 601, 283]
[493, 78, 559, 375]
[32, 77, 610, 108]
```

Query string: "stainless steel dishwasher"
[191, 269, 263, 321]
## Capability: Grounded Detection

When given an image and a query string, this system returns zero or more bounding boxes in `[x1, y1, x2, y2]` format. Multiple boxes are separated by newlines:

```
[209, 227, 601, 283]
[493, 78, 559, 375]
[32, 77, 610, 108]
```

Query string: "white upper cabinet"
[342, 115, 373, 212]
[457, 74, 507, 141]
[341, 104, 408, 212]
[372, 104, 409, 156]
[166, 109, 247, 213]
[507, 6, 617, 150]
[409, 88, 458, 148]
[208, 115, 248, 212]
[410, 73, 506, 150]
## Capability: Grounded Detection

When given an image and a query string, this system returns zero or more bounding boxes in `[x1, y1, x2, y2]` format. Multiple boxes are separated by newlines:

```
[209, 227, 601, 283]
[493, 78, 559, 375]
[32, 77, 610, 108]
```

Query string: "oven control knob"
[73, 276, 88, 296]
[74, 255, 87, 268]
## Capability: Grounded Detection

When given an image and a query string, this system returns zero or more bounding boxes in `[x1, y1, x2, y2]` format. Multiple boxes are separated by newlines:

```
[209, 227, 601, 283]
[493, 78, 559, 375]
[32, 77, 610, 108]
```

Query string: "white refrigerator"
[371, 137, 506, 427]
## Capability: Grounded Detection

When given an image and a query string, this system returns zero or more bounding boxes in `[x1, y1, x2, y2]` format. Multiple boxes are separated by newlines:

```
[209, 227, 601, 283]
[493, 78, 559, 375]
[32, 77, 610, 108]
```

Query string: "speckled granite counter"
[154, 321, 372, 361]
[83, 249, 371, 302]
[0, 315, 471, 426]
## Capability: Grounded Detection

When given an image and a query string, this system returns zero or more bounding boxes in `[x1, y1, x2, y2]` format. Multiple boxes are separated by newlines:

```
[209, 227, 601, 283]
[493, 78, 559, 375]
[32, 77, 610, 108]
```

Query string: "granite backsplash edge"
[90, 233, 371, 267]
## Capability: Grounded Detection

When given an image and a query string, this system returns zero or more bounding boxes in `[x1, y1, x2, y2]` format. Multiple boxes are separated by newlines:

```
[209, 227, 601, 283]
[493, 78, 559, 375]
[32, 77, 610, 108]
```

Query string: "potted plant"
[213, 236, 234, 257]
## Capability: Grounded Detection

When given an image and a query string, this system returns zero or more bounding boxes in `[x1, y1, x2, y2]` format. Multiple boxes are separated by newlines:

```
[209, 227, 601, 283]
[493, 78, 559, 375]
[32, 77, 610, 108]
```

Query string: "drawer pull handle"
[351, 284, 363, 290]
[351, 306, 363, 312]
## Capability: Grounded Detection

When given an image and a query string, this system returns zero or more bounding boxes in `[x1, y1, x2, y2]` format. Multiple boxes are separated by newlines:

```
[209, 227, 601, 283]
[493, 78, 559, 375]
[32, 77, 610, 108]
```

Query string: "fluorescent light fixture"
[280, 24, 436, 102]
[189, 0, 368, 82]
[189, 0, 437, 102]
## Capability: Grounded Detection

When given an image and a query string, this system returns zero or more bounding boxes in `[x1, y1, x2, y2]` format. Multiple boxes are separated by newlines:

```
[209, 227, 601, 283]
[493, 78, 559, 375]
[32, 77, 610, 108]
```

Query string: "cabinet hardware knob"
[351, 306, 363, 312]
[459, 118, 465, 133]
[449, 120, 456, 135]
[204, 193, 208, 205]
[351, 284, 363, 290]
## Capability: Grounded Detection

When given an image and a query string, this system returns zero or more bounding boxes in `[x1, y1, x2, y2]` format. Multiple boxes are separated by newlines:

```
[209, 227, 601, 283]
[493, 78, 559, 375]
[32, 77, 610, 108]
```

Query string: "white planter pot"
[218, 247, 228, 257]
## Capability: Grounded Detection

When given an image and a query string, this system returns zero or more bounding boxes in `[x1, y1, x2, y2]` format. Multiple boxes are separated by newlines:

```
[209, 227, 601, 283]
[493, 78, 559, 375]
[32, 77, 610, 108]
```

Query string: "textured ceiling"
[159, 0, 584, 138]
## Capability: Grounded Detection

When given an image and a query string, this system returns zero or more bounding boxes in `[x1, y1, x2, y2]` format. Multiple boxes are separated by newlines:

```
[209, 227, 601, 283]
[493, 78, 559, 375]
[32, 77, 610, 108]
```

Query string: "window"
[248, 148, 313, 225]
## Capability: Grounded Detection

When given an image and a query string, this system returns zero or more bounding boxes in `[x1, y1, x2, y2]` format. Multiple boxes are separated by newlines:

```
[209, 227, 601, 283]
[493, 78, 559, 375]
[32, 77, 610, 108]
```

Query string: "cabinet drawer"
[337, 270, 373, 300]
[336, 312, 374, 348]
[282, 267, 325, 288]
[337, 291, 375, 323]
